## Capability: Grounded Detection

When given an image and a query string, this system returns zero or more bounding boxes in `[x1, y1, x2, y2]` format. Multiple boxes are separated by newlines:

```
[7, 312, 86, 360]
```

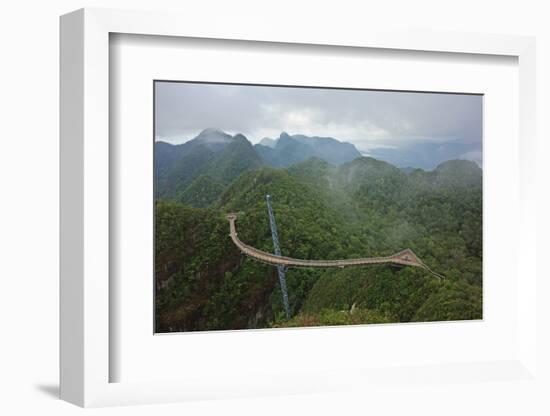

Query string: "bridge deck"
[226, 214, 444, 279]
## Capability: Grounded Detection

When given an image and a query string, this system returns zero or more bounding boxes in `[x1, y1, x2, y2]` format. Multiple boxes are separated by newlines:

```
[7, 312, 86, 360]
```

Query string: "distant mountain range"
[155, 128, 482, 201]
[155, 128, 362, 198]
[366, 140, 482, 170]
[254, 132, 361, 167]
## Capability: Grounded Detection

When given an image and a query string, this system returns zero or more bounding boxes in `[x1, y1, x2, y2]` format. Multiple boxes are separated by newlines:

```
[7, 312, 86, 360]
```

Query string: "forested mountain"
[255, 132, 362, 167]
[154, 133, 483, 332]
[156, 128, 361, 202]
[155, 128, 262, 199]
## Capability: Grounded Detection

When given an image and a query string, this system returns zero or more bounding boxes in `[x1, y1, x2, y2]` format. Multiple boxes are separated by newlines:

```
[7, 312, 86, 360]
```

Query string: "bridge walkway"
[226, 214, 444, 280]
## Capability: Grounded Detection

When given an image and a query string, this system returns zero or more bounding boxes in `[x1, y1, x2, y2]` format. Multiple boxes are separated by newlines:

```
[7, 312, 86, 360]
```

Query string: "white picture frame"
[60, 7, 538, 408]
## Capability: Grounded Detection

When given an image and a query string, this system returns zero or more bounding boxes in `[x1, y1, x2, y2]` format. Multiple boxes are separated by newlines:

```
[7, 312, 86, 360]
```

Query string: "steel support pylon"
[265, 195, 291, 319]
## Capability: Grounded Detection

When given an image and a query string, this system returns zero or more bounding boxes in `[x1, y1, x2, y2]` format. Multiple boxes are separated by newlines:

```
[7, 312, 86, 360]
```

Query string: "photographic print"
[154, 81, 482, 333]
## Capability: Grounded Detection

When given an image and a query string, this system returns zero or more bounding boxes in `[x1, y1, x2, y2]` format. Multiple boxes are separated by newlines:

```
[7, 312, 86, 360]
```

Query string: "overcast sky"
[155, 81, 482, 165]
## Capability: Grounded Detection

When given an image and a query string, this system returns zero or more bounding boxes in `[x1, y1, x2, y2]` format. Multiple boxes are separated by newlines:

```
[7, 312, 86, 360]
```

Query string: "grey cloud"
[155, 81, 482, 167]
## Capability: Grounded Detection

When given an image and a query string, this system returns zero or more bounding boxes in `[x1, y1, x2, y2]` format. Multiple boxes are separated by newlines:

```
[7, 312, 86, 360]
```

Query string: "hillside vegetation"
[155, 131, 482, 332]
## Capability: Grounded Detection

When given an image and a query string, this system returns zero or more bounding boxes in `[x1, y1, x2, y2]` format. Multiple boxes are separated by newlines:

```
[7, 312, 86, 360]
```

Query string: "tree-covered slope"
[155, 129, 262, 199]
[205, 133, 262, 184]
[155, 153, 483, 331]
[155, 201, 241, 332]
[176, 175, 225, 208]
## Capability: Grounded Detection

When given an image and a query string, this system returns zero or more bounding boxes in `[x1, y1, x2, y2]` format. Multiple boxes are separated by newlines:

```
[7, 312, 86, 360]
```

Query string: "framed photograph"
[60, 8, 539, 408]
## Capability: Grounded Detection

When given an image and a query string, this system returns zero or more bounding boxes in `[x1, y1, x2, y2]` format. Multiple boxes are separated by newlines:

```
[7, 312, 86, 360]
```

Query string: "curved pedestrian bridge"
[226, 213, 444, 279]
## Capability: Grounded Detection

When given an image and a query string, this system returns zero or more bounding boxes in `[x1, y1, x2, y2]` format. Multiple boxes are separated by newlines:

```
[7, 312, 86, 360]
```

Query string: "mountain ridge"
[155, 129, 262, 198]
[254, 131, 362, 167]
[155, 128, 482, 204]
